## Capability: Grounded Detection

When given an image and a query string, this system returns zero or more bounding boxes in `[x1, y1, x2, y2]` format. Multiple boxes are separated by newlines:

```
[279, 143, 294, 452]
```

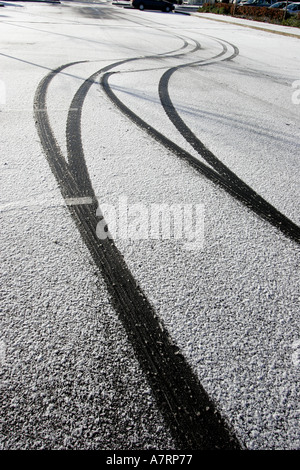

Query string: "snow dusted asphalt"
[0, 0, 299, 451]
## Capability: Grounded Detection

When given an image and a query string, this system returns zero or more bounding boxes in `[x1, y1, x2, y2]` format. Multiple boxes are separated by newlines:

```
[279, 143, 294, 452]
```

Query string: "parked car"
[286, 2, 300, 13]
[269, 1, 293, 7]
[241, 0, 277, 6]
[131, 0, 175, 11]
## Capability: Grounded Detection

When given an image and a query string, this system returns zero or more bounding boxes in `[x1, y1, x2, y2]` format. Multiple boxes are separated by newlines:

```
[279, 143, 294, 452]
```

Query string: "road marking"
[33, 108, 79, 112]
[65, 197, 94, 206]
[0, 196, 94, 213]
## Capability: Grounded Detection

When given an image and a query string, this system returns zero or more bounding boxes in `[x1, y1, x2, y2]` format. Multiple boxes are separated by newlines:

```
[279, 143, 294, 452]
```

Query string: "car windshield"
[246, 0, 268, 4]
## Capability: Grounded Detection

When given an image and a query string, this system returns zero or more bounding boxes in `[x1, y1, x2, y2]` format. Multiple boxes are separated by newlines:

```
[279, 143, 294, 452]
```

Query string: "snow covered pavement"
[0, 0, 299, 451]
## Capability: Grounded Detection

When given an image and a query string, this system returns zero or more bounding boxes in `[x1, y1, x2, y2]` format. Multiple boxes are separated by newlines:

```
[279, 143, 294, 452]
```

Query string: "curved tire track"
[34, 36, 242, 450]
[102, 38, 300, 244]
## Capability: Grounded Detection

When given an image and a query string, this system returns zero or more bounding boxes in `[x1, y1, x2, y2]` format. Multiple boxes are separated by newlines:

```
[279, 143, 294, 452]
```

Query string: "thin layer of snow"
[1, 0, 299, 450]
